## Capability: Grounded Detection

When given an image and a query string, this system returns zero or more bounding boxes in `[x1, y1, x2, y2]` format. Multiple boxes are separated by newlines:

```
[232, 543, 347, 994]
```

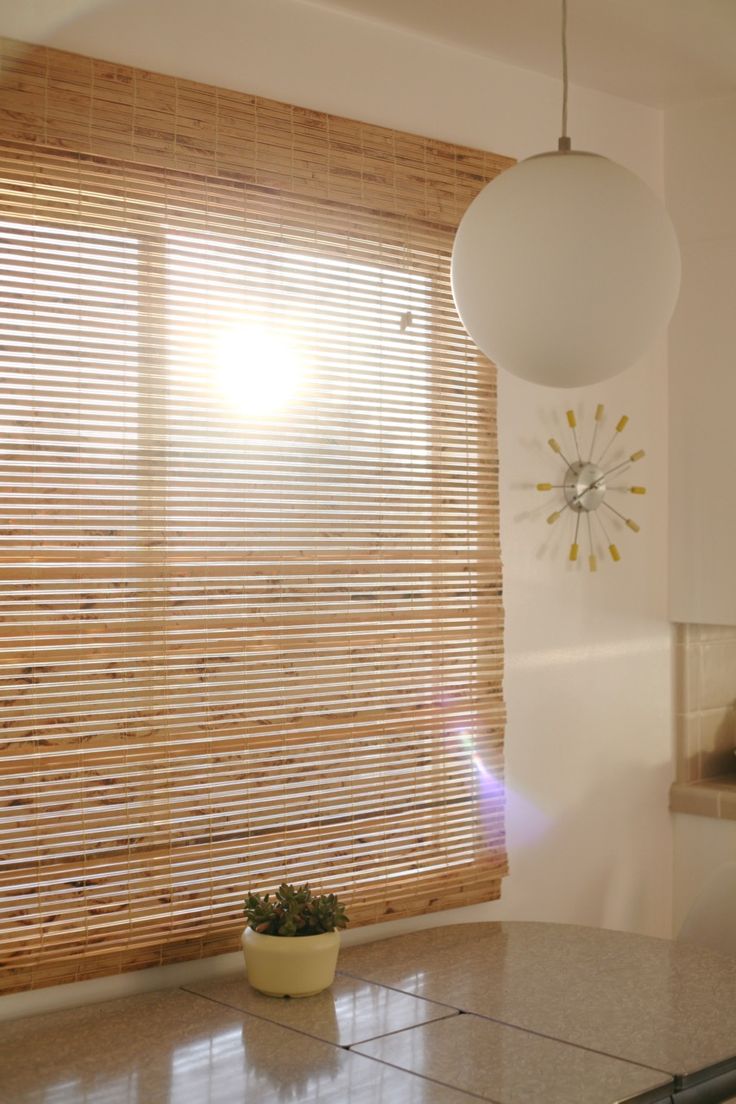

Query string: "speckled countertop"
[339, 921, 736, 1086]
[3, 921, 736, 1104]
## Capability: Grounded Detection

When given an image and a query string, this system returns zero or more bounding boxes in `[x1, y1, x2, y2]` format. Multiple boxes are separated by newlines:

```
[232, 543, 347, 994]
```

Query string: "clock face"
[538, 405, 646, 571]
[564, 461, 606, 512]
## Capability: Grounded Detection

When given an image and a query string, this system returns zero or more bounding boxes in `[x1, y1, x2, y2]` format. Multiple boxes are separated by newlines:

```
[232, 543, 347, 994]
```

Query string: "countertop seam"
[348, 1046, 501, 1104]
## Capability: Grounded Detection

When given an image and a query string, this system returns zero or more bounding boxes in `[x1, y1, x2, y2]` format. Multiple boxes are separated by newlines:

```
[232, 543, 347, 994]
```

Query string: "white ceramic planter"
[242, 927, 340, 997]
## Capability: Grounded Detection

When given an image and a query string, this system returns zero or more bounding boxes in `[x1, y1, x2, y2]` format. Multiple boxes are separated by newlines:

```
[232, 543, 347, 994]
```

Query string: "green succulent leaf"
[243, 883, 349, 937]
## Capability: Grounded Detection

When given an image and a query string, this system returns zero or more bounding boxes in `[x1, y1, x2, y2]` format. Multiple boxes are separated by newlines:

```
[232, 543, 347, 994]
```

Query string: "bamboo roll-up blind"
[0, 39, 510, 993]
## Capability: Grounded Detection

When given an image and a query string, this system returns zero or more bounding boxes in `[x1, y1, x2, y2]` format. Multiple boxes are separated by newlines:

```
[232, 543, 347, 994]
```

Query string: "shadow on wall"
[679, 701, 736, 783]
[708, 705, 736, 779]
[504, 759, 673, 938]
[678, 862, 736, 957]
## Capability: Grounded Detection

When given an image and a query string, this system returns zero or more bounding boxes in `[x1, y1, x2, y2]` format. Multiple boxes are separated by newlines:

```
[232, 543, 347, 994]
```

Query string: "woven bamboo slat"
[0, 35, 509, 995]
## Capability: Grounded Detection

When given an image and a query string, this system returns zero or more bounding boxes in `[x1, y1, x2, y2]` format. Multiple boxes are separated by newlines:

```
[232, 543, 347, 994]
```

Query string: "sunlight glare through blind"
[212, 323, 306, 418]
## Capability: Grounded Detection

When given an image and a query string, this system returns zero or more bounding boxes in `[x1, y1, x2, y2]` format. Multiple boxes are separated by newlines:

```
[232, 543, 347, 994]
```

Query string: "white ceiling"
[310, 0, 736, 108]
[0, 0, 735, 109]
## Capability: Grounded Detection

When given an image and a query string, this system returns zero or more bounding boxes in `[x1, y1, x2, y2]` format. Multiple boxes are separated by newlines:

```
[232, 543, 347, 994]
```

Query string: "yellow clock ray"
[537, 404, 646, 571]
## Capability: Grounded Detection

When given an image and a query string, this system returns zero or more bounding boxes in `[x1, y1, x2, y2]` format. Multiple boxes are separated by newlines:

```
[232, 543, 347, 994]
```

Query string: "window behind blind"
[0, 40, 508, 993]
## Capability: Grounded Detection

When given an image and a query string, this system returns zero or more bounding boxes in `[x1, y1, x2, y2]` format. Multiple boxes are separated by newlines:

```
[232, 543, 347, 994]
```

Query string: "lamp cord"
[559, 0, 571, 151]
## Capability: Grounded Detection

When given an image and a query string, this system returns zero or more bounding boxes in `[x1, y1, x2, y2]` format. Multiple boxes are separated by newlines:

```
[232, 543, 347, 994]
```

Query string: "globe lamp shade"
[451, 151, 681, 388]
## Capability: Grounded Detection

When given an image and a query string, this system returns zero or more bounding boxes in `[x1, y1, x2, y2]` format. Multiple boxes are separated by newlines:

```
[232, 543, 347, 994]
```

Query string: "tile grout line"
[346, 1009, 462, 1049]
[335, 968, 465, 1011]
[193, 966, 673, 1092]
[179, 984, 487, 1100]
[458, 1011, 675, 1082]
[335, 972, 674, 1082]
[178, 984, 350, 1049]
[346, 1047, 502, 1104]
[179, 983, 457, 1051]
[350, 1015, 673, 1104]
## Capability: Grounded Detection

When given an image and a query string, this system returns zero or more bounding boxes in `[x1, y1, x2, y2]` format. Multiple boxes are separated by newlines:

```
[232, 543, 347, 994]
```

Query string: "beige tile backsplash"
[675, 624, 736, 783]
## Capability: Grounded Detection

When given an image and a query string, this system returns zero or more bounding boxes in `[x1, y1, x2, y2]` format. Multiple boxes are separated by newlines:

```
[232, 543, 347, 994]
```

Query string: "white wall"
[673, 812, 736, 948]
[666, 91, 736, 943]
[0, 0, 675, 1018]
[666, 91, 736, 625]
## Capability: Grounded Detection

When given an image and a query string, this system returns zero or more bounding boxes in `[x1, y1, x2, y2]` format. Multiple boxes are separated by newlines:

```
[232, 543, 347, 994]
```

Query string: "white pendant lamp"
[451, 1, 681, 389]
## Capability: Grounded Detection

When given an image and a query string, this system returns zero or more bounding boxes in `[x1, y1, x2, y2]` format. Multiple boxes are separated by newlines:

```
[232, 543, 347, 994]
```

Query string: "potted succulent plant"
[242, 883, 349, 998]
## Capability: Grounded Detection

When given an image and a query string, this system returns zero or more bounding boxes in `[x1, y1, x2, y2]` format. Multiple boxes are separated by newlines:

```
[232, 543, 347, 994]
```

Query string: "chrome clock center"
[564, 461, 606, 512]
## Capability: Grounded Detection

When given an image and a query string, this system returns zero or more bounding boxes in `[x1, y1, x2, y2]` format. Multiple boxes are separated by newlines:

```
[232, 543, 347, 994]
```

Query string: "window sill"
[670, 775, 736, 820]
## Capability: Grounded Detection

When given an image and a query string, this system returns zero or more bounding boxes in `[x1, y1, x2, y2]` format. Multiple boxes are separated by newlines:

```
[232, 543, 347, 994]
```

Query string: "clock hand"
[572, 483, 598, 506]
[579, 451, 641, 499]
[600, 450, 644, 481]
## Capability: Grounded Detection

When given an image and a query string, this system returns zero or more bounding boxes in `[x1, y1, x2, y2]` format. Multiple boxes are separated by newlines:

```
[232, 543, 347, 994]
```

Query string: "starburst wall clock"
[537, 404, 646, 571]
